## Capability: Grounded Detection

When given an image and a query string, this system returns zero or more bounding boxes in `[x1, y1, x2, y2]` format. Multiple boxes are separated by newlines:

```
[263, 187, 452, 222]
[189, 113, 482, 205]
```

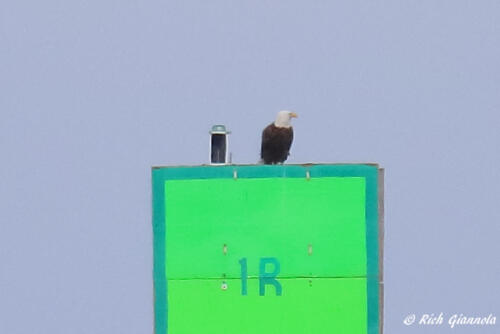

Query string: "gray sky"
[1, 1, 499, 333]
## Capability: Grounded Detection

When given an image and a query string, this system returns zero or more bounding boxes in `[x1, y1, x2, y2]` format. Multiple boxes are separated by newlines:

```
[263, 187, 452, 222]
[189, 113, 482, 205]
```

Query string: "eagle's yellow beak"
[290, 112, 298, 118]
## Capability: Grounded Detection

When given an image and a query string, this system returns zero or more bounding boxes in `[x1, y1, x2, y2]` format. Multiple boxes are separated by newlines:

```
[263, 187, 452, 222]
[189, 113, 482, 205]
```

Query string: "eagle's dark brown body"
[260, 123, 294, 164]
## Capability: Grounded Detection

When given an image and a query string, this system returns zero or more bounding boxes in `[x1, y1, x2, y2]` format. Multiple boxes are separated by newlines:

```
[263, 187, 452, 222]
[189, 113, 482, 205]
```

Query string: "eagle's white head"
[274, 110, 298, 128]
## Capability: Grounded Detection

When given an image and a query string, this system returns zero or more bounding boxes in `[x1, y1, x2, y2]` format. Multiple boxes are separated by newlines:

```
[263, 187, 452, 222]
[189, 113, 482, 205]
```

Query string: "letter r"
[259, 257, 282, 296]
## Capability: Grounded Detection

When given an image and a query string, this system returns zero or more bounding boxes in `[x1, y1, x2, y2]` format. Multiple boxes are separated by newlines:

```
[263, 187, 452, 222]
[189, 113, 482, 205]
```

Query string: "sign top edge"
[152, 163, 381, 170]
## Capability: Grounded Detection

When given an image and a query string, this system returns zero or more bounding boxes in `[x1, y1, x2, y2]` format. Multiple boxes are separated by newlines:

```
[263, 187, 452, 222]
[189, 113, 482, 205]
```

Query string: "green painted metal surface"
[168, 278, 367, 334]
[165, 177, 366, 279]
[152, 164, 381, 334]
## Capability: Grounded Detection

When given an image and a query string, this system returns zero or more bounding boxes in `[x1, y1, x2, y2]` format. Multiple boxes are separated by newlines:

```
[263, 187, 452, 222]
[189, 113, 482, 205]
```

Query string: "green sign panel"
[152, 164, 383, 334]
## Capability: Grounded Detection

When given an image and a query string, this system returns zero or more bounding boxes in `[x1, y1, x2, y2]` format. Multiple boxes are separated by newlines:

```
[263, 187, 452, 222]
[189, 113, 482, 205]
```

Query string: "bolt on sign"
[152, 164, 384, 334]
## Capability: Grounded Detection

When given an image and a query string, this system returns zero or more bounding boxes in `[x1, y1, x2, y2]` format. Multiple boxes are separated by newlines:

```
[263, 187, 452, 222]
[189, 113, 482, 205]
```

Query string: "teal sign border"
[152, 164, 381, 334]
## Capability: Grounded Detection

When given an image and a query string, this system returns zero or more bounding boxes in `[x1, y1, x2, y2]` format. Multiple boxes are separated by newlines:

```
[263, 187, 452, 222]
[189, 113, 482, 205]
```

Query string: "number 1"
[239, 257, 248, 296]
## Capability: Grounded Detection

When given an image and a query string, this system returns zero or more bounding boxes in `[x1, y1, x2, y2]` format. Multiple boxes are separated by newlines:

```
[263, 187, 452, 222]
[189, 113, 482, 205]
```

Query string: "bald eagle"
[260, 111, 298, 164]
